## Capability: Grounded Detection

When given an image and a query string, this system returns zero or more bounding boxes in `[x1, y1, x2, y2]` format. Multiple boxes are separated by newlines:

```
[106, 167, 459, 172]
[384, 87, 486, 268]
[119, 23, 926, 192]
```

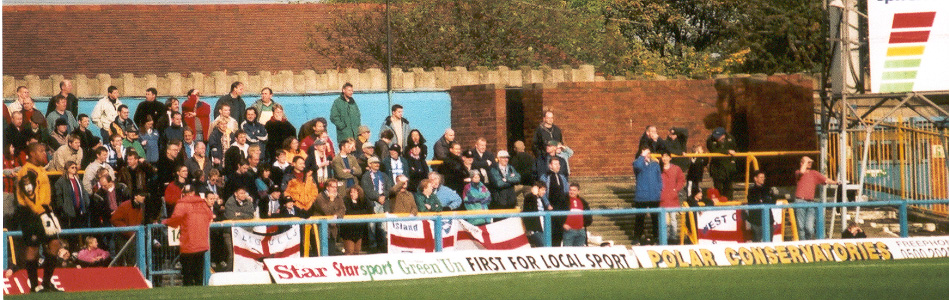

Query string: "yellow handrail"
[653, 150, 820, 202]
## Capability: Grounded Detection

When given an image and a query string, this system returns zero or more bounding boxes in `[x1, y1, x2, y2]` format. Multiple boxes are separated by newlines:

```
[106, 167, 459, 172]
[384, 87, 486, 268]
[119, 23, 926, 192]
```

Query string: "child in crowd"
[76, 236, 110, 267]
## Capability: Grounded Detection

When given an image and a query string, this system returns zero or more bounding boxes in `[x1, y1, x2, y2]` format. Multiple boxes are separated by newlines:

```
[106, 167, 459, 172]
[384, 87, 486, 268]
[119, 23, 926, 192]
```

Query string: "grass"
[12, 257, 949, 299]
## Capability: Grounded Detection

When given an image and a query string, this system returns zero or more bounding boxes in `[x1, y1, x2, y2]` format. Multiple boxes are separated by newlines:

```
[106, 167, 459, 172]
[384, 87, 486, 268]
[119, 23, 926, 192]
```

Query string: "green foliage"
[308, 0, 828, 77]
[308, 0, 631, 74]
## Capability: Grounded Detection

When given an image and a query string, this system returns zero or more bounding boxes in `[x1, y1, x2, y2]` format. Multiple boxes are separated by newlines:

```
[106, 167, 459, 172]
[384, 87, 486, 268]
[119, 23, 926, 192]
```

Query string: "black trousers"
[634, 201, 660, 241]
[180, 251, 206, 286]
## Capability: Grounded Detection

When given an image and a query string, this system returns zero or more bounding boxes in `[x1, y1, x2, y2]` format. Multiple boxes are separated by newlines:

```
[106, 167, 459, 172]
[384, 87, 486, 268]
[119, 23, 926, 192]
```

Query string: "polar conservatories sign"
[869, 0, 949, 93]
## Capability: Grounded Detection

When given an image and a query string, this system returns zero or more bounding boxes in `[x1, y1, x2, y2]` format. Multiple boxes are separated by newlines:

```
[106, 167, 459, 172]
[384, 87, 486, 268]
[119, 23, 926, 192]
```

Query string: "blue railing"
[5, 199, 949, 285]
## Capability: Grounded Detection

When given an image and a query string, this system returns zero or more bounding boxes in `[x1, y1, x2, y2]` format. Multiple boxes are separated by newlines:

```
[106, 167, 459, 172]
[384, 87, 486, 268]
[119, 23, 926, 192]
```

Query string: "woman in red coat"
[660, 152, 685, 244]
[163, 184, 213, 286]
[182, 89, 212, 142]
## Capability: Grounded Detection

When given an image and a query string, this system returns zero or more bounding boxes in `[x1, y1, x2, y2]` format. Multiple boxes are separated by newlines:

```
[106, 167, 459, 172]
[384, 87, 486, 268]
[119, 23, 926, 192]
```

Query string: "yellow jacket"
[17, 162, 52, 214]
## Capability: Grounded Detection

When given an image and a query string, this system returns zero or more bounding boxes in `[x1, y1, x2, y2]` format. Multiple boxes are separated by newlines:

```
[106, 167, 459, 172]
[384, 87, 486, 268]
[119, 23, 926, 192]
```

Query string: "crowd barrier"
[4, 199, 948, 286]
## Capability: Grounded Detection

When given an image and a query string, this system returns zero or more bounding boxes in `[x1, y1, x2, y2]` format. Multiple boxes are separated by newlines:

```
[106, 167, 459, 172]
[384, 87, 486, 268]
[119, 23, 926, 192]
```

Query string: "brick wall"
[2, 4, 367, 78]
[450, 75, 817, 183]
[723, 74, 818, 185]
[534, 80, 720, 176]
[448, 84, 507, 151]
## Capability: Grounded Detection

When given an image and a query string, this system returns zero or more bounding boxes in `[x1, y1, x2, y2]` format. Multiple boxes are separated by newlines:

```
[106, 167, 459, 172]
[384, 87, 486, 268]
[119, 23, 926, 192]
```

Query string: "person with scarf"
[223, 130, 250, 175]
[207, 118, 234, 168]
[305, 138, 332, 190]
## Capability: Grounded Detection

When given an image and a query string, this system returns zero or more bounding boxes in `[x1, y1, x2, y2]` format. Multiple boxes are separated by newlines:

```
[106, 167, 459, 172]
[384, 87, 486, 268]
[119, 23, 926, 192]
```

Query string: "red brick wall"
[450, 75, 817, 181]
[725, 74, 818, 185]
[448, 84, 507, 151]
[2, 4, 369, 77]
[535, 80, 720, 176]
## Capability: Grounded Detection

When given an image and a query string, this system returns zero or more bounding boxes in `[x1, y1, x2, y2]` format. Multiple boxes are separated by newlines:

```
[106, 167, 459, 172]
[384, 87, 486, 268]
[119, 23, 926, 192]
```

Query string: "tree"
[308, 0, 828, 77]
[306, 0, 632, 74]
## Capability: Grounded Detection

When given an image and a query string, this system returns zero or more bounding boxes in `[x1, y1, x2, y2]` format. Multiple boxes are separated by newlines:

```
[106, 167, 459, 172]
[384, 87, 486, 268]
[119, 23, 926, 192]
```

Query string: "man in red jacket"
[163, 185, 213, 286]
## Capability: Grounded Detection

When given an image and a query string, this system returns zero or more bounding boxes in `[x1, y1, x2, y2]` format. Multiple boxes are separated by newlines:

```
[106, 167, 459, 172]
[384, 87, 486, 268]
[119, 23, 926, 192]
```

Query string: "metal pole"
[319, 220, 330, 256]
[434, 215, 443, 252]
[761, 207, 772, 243]
[899, 201, 909, 237]
[657, 210, 668, 245]
[542, 213, 552, 247]
[137, 227, 147, 277]
[385, 0, 393, 110]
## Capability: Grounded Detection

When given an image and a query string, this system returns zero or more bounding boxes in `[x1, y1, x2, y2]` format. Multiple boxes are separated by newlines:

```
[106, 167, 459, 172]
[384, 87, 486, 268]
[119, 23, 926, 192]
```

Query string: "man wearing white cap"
[489, 150, 521, 210]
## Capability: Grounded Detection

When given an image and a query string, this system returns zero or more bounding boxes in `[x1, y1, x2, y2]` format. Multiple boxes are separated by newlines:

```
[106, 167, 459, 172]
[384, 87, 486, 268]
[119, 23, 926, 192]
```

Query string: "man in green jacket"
[330, 83, 362, 145]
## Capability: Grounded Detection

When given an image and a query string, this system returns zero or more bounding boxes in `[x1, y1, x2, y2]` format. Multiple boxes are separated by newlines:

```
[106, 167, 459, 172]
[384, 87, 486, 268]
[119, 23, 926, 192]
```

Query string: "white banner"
[387, 218, 529, 253]
[265, 246, 636, 284]
[633, 236, 949, 268]
[869, 0, 949, 92]
[232, 225, 301, 272]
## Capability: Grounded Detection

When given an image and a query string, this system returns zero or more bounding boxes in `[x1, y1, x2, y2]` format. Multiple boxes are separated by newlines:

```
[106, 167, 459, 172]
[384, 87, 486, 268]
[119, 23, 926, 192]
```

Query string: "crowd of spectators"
[2, 81, 596, 266]
[4, 80, 839, 283]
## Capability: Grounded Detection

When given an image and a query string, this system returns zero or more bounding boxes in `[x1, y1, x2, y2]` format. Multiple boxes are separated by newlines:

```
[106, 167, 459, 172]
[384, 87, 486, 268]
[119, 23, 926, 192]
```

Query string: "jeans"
[795, 198, 817, 240]
[666, 212, 679, 242]
[562, 229, 587, 247]
[367, 201, 387, 252]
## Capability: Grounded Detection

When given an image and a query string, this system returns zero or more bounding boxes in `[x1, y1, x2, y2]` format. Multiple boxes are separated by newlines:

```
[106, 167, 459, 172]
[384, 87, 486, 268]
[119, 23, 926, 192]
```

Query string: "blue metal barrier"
[5, 199, 949, 286]
[2, 226, 146, 276]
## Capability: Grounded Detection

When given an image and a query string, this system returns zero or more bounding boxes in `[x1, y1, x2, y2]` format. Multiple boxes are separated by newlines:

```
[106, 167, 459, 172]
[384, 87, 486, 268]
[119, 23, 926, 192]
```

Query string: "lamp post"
[386, 0, 393, 109]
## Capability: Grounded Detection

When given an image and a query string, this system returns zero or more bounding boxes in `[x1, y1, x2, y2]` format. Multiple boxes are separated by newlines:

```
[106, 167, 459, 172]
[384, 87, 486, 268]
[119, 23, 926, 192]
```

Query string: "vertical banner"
[232, 225, 301, 272]
[869, 0, 949, 92]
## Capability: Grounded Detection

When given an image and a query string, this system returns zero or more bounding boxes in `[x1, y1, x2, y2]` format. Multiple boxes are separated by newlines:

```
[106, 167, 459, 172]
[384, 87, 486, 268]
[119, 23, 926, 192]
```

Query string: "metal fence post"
[434, 215, 443, 252]
[146, 224, 153, 279]
[816, 202, 826, 240]
[543, 213, 553, 247]
[203, 250, 211, 285]
[319, 220, 330, 256]
[3, 232, 8, 270]
[657, 210, 668, 245]
[136, 225, 147, 277]
[899, 201, 910, 237]
[761, 207, 772, 243]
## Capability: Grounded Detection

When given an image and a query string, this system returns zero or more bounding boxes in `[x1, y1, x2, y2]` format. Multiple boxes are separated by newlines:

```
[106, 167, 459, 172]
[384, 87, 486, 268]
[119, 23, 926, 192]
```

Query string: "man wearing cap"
[258, 184, 285, 219]
[122, 129, 146, 160]
[489, 150, 521, 210]
[304, 138, 332, 189]
[48, 118, 71, 150]
[535, 140, 569, 179]
[707, 127, 738, 200]
[355, 125, 371, 152]
[360, 156, 393, 252]
[382, 144, 410, 182]
[355, 140, 375, 173]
